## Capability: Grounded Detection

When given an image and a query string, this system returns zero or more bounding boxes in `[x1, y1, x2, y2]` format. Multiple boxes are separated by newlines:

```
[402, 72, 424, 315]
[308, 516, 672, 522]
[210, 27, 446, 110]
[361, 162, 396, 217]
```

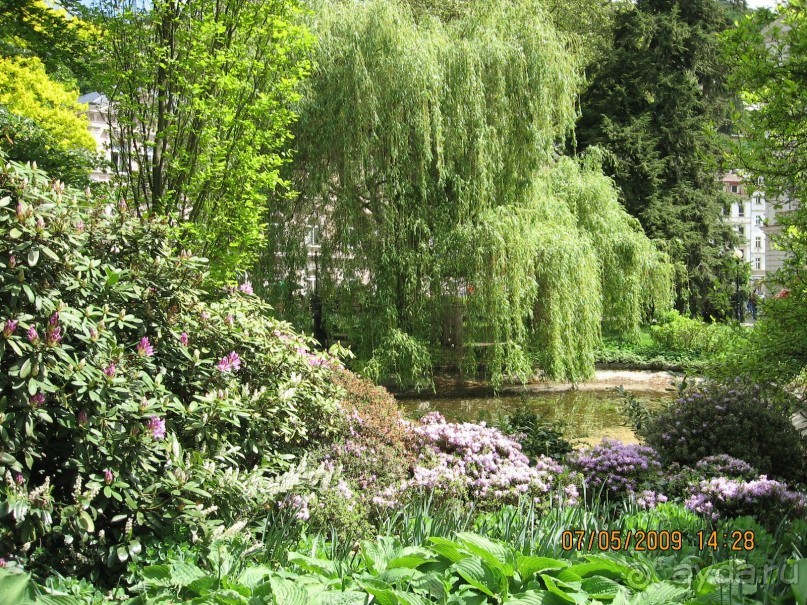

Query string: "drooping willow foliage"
[258, 0, 672, 387]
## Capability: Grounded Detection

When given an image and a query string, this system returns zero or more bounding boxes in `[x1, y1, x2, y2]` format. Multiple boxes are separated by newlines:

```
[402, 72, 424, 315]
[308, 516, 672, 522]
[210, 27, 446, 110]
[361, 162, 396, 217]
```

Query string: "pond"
[397, 388, 674, 445]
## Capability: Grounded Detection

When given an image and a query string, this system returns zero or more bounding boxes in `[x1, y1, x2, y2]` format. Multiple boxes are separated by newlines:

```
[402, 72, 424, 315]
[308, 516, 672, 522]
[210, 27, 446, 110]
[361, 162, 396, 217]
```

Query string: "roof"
[77, 92, 109, 106]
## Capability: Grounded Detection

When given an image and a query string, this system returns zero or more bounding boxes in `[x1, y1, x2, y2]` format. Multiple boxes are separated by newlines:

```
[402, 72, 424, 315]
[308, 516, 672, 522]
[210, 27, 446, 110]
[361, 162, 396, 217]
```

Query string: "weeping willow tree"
[258, 0, 672, 387]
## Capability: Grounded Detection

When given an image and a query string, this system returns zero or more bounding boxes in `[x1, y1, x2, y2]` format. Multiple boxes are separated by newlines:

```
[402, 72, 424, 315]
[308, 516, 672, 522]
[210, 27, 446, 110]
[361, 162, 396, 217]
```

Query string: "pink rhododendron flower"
[136, 336, 154, 357]
[103, 363, 116, 378]
[179, 332, 189, 347]
[2, 320, 18, 339]
[146, 416, 166, 440]
[239, 280, 253, 295]
[29, 393, 45, 407]
[27, 326, 39, 344]
[104, 469, 114, 484]
[216, 351, 242, 373]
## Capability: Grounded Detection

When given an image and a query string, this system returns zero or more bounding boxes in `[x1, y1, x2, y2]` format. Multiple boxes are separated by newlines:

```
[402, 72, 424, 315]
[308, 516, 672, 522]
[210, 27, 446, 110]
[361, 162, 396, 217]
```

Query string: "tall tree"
[574, 0, 738, 320]
[259, 0, 672, 387]
[719, 1, 807, 408]
[98, 0, 313, 279]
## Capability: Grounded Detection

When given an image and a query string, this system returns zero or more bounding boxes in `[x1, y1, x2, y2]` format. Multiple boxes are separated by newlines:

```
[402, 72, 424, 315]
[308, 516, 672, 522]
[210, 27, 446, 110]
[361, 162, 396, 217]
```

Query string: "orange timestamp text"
[561, 530, 756, 552]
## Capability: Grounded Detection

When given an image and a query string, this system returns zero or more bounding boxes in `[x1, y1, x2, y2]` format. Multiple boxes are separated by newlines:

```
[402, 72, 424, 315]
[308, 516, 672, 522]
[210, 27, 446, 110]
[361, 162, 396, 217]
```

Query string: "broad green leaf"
[0, 569, 36, 605]
[504, 591, 570, 605]
[287, 552, 339, 579]
[311, 592, 368, 605]
[237, 565, 274, 589]
[518, 556, 570, 580]
[454, 556, 507, 598]
[428, 537, 468, 563]
[391, 590, 431, 605]
[270, 576, 310, 605]
[570, 555, 657, 590]
[626, 581, 688, 605]
[388, 547, 436, 570]
[456, 532, 515, 574]
[581, 575, 622, 599]
[27, 248, 39, 267]
[793, 559, 807, 605]
[540, 574, 585, 605]
[357, 579, 399, 605]
[169, 561, 206, 587]
[362, 536, 398, 572]
[77, 510, 94, 533]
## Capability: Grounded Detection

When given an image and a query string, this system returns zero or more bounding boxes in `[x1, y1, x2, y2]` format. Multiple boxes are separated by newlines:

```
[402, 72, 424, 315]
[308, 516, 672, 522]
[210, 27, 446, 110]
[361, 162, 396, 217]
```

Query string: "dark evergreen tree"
[574, 0, 740, 319]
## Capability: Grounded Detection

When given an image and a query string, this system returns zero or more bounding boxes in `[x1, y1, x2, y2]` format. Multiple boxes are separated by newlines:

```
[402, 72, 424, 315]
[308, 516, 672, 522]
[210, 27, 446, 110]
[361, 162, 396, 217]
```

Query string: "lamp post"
[733, 249, 744, 322]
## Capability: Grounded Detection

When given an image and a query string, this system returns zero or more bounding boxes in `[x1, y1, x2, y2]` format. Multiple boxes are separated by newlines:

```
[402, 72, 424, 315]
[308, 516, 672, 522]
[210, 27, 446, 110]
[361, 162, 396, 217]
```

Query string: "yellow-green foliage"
[263, 0, 672, 386]
[0, 56, 95, 152]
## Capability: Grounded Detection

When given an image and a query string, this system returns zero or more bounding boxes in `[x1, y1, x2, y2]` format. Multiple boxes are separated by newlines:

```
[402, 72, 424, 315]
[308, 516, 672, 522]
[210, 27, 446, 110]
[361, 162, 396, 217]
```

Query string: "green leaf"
[287, 552, 339, 579]
[269, 575, 310, 605]
[27, 248, 39, 267]
[625, 581, 688, 605]
[9, 228, 22, 239]
[456, 533, 515, 575]
[504, 591, 570, 605]
[77, 510, 94, 533]
[581, 575, 622, 599]
[169, 561, 206, 587]
[19, 358, 32, 379]
[0, 569, 36, 605]
[792, 559, 807, 605]
[237, 565, 274, 589]
[311, 592, 368, 605]
[22, 284, 34, 304]
[428, 537, 468, 563]
[454, 557, 507, 598]
[518, 556, 570, 580]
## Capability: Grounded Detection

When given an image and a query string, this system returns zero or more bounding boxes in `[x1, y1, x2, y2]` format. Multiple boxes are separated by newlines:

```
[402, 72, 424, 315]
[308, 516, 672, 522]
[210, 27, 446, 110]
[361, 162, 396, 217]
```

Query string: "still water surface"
[398, 389, 672, 445]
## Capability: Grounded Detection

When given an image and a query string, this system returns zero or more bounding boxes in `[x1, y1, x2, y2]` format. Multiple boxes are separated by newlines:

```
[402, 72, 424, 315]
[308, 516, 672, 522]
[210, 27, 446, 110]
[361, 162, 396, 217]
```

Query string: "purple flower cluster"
[280, 493, 311, 521]
[568, 439, 662, 497]
[403, 413, 567, 503]
[2, 319, 18, 339]
[695, 455, 758, 481]
[239, 280, 253, 295]
[103, 363, 116, 378]
[685, 476, 807, 521]
[136, 336, 154, 357]
[216, 351, 242, 373]
[179, 332, 189, 347]
[146, 416, 166, 440]
[634, 490, 668, 510]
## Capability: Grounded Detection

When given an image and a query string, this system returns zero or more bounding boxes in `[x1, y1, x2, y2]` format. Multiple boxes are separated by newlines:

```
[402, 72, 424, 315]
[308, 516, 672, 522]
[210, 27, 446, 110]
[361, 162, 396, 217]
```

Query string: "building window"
[753, 193, 763, 205]
[738, 203, 745, 217]
[755, 257, 761, 270]
[730, 185, 740, 194]
[755, 236, 761, 250]
[755, 215, 763, 225]
[305, 224, 319, 247]
[738, 226, 745, 237]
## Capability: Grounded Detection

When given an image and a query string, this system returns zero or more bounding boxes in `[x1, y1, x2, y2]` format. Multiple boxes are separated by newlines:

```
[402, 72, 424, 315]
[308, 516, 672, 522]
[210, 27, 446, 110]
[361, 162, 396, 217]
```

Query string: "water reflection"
[399, 389, 670, 445]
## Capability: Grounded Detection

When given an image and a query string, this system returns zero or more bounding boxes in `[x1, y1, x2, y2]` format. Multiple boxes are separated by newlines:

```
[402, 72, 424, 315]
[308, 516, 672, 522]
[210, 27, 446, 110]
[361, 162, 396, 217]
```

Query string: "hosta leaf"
[626, 581, 688, 605]
[388, 547, 436, 570]
[237, 566, 274, 589]
[311, 592, 368, 605]
[504, 590, 570, 604]
[446, 590, 487, 605]
[581, 575, 623, 599]
[357, 579, 398, 605]
[170, 561, 207, 587]
[408, 570, 449, 600]
[428, 537, 468, 563]
[0, 569, 36, 605]
[570, 554, 657, 590]
[391, 590, 432, 605]
[362, 536, 399, 572]
[456, 532, 515, 574]
[454, 556, 507, 598]
[540, 574, 586, 604]
[287, 552, 339, 579]
[518, 557, 570, 580]
[270, 576, 310, 605]
[792, 559, 807, 605]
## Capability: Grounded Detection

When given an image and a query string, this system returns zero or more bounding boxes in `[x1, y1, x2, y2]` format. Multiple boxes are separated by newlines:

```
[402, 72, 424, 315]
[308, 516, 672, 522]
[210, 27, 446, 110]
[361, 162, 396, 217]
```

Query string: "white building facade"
[722, 171, 767, 290]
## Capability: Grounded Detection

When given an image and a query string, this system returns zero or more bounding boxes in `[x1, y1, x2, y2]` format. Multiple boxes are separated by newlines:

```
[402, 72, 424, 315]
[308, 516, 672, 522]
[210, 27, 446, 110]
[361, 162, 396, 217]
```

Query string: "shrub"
[640, 378, 807, 483]
[0, 158, 346, 580]
[650, 310, 738, 356]
[374, 412, 578, 509]
[685, 476, 806, 529]
[495, 403, 573, 462]
[568, 439, 663, 500]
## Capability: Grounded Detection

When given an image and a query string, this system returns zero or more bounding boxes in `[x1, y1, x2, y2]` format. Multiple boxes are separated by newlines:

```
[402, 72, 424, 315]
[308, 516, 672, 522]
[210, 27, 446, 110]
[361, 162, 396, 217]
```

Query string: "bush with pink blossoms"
[0, 158, 348, 579]
[398, 412, 578, 508]
[568, 439, 663, 500]
[685, 475, 807, 529]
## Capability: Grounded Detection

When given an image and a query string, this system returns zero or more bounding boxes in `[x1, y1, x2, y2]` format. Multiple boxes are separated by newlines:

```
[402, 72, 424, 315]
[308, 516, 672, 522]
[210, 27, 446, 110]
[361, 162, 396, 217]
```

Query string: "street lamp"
[733, 249, 744, 322]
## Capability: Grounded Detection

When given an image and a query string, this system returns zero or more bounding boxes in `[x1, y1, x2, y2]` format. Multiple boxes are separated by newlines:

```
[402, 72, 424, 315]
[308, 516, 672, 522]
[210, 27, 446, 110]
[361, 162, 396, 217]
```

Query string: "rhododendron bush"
[0, 158, 346, 577]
